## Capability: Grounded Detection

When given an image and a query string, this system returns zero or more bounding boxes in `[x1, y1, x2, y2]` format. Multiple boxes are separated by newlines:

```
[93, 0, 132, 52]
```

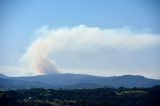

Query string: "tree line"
[0, 86, 160, 106]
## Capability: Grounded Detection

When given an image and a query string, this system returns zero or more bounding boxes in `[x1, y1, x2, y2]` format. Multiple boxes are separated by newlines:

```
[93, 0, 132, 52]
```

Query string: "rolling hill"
[0, 73, 160, 90]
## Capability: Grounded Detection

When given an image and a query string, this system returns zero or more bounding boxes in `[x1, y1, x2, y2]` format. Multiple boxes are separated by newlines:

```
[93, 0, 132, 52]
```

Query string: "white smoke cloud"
[20, 25, 160, 75]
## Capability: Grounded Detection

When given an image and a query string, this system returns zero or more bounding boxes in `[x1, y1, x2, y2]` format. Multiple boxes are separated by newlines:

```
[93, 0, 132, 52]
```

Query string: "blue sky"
[0, 0, 160, 78]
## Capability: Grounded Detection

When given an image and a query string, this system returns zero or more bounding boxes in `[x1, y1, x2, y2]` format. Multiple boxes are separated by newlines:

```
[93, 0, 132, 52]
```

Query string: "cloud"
[19, 25, 160, 75]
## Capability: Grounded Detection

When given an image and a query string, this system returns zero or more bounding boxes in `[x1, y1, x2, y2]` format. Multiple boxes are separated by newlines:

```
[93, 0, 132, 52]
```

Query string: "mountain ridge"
[0, 73, 160, 90]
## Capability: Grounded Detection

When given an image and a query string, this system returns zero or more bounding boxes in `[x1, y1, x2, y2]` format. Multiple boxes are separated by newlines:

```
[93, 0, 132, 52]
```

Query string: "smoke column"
[20, 25, 160, 75]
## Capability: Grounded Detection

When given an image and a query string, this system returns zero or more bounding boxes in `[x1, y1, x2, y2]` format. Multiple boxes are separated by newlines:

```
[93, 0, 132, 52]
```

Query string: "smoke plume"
[20, 25, 160, 75]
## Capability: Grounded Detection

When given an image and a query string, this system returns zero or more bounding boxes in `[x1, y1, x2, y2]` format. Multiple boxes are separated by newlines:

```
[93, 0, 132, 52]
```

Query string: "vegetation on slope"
[0, 86, 160, 106]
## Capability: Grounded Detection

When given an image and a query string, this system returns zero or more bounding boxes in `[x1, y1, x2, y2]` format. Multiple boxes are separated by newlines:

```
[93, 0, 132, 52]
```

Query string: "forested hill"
[0, 74, 160, 90]
[0, 86, 160, 106]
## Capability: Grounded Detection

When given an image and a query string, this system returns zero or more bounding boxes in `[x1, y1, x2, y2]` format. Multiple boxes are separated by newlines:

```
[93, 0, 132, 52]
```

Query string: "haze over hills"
[0, 73, 160, 90]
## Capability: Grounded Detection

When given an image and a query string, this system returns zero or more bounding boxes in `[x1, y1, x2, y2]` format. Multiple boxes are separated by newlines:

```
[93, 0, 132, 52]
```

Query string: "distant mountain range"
[0, 73, 160, 90]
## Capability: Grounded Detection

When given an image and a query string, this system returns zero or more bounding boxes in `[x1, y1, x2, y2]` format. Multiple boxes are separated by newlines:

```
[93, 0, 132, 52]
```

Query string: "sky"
[0, 0, 160, 79]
